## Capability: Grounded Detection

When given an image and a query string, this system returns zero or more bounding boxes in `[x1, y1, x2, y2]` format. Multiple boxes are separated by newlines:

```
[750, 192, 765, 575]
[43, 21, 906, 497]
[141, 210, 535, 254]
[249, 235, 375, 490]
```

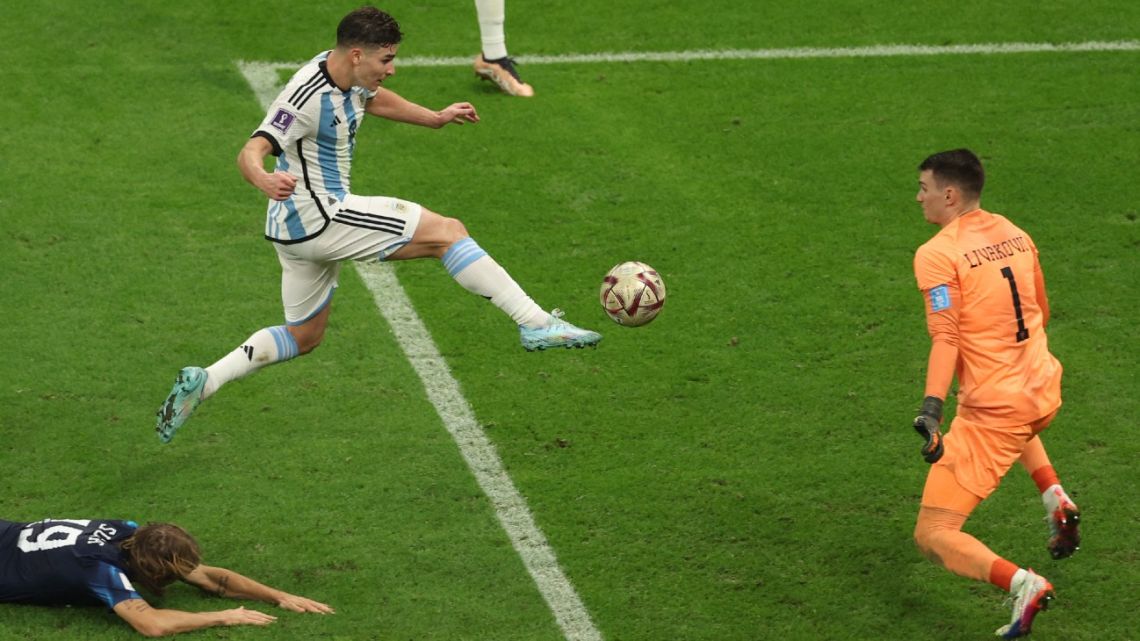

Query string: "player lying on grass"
[0, 519, 332, 637]
[155, 5, 600, 444]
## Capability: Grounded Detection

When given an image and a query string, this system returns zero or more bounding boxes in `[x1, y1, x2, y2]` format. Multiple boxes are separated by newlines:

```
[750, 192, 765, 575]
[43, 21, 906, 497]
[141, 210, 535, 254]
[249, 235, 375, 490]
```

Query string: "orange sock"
[1019, 436, 1061, 492]
[1030, 465, 1060, 493]
[989, 558, 1019, 591]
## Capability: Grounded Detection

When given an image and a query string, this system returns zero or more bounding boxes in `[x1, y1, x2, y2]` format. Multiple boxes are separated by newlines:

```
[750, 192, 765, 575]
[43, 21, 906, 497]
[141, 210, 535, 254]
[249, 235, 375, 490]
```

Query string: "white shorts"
[274, 194, 422, 325]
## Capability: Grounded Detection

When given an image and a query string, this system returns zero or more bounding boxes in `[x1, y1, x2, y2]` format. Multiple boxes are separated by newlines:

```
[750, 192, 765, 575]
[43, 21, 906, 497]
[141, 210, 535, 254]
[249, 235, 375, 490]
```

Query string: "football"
[599, 261, 667, 326]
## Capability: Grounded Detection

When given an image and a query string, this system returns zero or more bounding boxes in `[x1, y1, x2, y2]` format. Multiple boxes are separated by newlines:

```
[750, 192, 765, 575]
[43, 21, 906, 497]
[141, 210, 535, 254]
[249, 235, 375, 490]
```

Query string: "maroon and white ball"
[599, 261, 666, 326]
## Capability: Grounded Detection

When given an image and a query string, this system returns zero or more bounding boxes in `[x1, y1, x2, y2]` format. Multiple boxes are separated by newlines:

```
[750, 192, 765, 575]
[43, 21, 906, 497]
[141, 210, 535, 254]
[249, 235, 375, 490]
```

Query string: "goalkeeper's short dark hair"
[919, 149, 985, 201]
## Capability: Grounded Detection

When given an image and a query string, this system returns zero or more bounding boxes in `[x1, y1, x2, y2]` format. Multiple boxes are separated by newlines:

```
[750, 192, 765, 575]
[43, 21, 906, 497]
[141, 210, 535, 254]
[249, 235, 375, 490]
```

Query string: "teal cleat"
[520, 309, 602, 352]
[155, 366, 207, 443]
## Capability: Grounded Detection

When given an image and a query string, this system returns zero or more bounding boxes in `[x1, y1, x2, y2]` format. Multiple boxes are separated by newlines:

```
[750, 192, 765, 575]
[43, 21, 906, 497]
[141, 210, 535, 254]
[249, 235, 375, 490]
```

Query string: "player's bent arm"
[366, 89, 478, 128]
[184, 564, 334, 614]
[112, 598, 276, 637]
[237, 136, 296, 201]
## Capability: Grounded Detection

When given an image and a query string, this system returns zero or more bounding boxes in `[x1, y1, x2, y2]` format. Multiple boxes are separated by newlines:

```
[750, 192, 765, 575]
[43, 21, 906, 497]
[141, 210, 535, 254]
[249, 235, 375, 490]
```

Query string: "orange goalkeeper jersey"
[914, 209, 1062, 426]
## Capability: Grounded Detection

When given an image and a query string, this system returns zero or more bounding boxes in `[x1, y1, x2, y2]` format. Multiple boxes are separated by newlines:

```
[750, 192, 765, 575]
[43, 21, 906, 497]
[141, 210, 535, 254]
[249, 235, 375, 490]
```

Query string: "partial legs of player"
[389, 208, 599, 349]
[914, 463, 1056, 639]
[155, 206, 598, 441]
[1018, 435, 1081, 559]
[155, 322, 305, 443]
[473, 0, 534, 96]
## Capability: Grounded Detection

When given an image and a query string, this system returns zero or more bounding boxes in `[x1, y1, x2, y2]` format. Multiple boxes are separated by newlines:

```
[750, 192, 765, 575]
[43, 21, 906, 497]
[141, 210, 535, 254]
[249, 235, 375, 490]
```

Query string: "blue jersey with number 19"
[251, 51, 375, 244]
[0, 519, 142, 608]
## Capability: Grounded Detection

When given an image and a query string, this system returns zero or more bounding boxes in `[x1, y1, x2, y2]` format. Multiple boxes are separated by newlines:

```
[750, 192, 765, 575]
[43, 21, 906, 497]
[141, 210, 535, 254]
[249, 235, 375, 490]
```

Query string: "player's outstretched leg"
[995, 569, 1054, 639]
[519, 309, 602, 351]
[155, 366, 208, 443]
[154, 326, 301, 443]
[440, 237, 601, 351]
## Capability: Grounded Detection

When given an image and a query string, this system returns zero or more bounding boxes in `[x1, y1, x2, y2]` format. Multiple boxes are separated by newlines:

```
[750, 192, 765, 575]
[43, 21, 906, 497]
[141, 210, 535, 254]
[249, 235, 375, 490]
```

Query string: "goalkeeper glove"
[913, 396, 944, 464]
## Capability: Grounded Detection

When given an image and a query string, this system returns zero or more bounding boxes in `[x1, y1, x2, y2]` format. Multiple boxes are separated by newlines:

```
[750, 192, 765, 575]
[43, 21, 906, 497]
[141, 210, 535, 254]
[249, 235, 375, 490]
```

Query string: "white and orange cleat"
[995, 570, 1054, 639]
[1045, 492, 1081, 560]
[474, 54, 535, 97]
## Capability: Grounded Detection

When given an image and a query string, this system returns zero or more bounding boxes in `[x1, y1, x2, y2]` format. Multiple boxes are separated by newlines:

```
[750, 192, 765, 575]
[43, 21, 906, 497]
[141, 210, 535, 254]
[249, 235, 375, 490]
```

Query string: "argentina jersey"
[252, 51, 373, 244]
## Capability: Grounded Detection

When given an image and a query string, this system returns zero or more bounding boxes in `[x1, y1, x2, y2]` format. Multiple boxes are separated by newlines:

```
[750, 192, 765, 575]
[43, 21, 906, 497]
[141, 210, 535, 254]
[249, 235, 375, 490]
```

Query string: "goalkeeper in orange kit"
[909, 149, 1080, 639]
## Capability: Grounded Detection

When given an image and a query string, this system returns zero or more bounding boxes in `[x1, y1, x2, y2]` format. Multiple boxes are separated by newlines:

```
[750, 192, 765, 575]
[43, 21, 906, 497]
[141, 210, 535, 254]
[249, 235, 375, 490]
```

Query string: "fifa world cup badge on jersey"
[929, 284, 951, 312]
[270, 109, 297, 134]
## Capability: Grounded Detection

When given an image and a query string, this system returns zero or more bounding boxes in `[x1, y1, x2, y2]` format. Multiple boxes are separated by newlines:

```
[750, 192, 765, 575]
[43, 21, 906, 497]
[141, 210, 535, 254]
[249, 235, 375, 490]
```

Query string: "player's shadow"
[852, 515, 1000, 639]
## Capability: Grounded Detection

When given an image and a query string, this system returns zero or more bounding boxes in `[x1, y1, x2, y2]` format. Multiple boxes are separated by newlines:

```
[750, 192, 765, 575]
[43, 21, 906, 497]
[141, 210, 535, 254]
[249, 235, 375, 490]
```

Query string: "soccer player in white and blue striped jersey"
[155, 6, 600, 443]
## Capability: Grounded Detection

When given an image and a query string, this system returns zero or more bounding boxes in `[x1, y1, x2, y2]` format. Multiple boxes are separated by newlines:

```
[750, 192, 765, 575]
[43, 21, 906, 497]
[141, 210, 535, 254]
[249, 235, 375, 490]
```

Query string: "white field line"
[238, 39, 1139, 76]
[237, 67, 603, 641]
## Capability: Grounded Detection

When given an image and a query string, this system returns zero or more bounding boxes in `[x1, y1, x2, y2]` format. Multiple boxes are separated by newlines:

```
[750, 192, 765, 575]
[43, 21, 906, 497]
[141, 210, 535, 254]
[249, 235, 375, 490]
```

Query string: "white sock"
[474, 0, 508, 59]
[202, 326, 299, 399]
[1009, 568, 1029, 593]
[1041, 484, 1069, 514]
[442, 237, 550, 328]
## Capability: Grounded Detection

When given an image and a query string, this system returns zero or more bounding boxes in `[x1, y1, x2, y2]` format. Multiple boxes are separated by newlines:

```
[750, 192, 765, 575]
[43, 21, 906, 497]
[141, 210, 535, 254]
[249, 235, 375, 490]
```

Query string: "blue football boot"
[519, 309, 602, 351]
[155, 366, 207, 443]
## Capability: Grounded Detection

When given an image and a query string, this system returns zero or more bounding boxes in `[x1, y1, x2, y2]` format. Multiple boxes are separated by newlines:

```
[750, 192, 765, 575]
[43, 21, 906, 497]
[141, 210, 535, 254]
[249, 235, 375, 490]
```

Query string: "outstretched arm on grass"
[112, 598, 277, 638]
[111, 563, 332, 637]
[183, 564, 335, 614]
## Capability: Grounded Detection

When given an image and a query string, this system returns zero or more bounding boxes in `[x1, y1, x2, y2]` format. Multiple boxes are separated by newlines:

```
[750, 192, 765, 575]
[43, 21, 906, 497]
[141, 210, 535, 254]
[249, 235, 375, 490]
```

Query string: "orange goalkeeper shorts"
[921, 411, 1056, 509]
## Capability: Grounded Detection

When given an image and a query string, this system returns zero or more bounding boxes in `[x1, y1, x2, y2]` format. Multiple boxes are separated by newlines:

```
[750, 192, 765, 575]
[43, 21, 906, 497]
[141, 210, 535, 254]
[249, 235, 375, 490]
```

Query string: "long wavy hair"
[119, 523, 201, 596]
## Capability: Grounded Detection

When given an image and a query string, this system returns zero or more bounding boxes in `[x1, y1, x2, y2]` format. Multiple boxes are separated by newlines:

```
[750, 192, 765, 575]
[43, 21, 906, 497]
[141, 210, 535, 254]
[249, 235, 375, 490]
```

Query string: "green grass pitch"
[1, 1, 1137, 639]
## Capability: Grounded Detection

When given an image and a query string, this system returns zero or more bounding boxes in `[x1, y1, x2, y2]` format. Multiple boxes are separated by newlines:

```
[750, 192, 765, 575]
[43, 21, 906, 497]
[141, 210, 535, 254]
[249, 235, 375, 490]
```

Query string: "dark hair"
[918, 148, 985, 200]
[120, 523, 202, 596]
[336, 6, 403, 49]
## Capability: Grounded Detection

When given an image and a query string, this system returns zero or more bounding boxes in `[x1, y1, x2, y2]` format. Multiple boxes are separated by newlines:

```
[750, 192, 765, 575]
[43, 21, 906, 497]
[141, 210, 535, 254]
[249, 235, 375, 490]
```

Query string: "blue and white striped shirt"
[252, 52, 374, 244]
